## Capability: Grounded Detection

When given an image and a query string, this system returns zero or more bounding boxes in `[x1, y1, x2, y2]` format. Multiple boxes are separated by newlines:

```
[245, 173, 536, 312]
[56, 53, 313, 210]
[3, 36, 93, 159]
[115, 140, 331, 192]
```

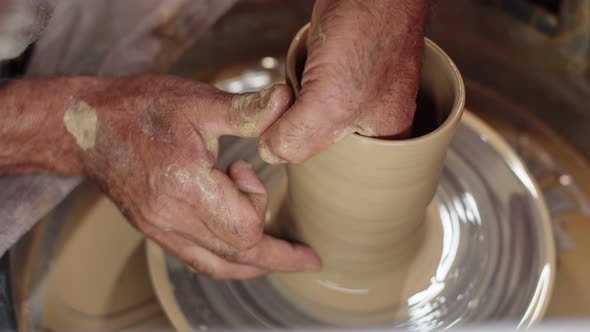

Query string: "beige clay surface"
[268, 200, 443, 323]
[39, 182, 170, 331]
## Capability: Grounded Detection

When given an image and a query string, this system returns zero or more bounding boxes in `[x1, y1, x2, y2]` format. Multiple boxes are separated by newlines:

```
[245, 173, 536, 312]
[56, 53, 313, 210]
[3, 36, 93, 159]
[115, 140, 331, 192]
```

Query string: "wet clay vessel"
[269, 23, 465, 323]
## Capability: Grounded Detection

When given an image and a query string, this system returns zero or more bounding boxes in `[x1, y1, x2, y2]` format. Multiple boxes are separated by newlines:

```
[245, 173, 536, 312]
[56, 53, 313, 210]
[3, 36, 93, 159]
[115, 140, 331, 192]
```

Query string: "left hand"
[73, 76, 320, 279]
[259, 0, 429, 163]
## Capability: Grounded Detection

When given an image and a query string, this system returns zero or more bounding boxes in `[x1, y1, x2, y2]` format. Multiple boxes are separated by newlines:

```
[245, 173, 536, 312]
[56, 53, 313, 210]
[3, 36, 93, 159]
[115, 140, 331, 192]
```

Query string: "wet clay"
[63, 98, 97, 150]
[267, 180, 444, 324]
[268, 24, 465, 324]
[38, 182, 170, 330]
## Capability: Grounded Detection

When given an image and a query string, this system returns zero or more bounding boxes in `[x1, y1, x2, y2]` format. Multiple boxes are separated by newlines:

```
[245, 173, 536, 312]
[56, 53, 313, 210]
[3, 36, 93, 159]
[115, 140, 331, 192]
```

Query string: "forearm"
[348, 0, 430, 61]
[0, 77, 104, 175]
[316, 0, 430, 40]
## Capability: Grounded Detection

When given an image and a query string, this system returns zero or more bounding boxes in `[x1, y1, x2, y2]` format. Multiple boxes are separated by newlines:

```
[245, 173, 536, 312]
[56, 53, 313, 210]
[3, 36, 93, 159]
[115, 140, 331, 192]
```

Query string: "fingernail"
[302, 249, 322, 271]
[306, 258, 322, 272]
[258, 142, 286, 164]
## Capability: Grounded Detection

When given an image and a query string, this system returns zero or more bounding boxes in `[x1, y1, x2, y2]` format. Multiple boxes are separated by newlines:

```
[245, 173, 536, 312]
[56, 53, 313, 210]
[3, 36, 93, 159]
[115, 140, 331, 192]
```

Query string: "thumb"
[202, 84, 293, 138]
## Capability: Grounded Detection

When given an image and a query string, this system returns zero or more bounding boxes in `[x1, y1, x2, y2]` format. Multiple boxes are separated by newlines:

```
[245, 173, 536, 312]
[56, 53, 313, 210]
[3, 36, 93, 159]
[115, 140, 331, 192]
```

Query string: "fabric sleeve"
[0, 0, 54, 61]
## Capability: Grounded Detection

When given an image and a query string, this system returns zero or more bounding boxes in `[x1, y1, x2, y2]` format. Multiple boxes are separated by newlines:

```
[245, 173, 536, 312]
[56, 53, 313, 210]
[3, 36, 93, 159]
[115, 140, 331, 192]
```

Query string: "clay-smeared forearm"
[0, 77, 105, 175]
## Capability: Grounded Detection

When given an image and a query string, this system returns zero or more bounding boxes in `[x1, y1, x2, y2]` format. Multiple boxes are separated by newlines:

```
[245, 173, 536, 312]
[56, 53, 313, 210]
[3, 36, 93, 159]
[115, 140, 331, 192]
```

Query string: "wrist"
[0, 76, 108, 175]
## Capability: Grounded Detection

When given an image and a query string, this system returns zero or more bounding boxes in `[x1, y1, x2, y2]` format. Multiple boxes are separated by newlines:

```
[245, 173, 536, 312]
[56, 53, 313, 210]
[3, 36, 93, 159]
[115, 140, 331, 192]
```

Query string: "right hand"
[74, 75, 321, 279]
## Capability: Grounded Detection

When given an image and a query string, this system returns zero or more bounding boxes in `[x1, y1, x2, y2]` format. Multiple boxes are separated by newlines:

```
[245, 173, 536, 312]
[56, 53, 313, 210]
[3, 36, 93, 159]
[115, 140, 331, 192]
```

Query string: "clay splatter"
[193, 167, 218, 202]
[333, 127, 356, 143]
[356, 123, 377, 137]
[164, 164, 220, 203]
[314, 23, 327, 44]
[231, 85, 275, 136]
[63, 98, 98, 150]
[164, 164, 225, 231]
[199, 130, 219, 155]
[141, 110, 157, 138]
[165, 164, 191, 185]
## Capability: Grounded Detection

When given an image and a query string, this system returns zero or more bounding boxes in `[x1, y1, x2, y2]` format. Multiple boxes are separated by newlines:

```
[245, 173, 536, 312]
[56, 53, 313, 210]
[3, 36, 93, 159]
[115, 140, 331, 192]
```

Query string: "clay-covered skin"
[0, 75, 320, 279]
[260, 0, 430, 164]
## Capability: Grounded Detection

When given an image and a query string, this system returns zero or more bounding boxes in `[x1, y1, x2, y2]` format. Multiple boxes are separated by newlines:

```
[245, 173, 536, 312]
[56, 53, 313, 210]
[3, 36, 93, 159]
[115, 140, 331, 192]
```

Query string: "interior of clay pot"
[411, 39, 465, 139]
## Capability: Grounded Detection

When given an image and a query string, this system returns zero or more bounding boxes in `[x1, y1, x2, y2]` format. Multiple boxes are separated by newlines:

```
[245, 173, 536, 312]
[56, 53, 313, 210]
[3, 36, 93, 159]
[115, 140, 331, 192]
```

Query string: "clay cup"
[269, 23, 466, 323]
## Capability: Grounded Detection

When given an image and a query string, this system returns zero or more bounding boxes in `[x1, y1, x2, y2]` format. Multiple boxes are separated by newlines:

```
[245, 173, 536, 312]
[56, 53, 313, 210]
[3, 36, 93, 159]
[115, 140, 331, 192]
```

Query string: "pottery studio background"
[1, 0, 590, 331]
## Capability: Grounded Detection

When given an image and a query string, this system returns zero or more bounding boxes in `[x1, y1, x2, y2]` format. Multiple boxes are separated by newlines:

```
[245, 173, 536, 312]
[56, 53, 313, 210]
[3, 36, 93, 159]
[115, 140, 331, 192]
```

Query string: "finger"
[172, 228, 321, 273]
[227, 160, 316, 270]
[199, 84, 294, 138]
[353, 66, 420, 140]
[170, 162, 320, 272]
[259, 85, 355, 164]
[192, 166, 266, 251]
[165, 228, 320, 273]
[148, 229, 268, 280]
[233, 234, 321, 272]
[180, 242, 268, 280]
[227, 160, 267, 217]
[163, 220, 321, 273]
[158, 160, 265, 251]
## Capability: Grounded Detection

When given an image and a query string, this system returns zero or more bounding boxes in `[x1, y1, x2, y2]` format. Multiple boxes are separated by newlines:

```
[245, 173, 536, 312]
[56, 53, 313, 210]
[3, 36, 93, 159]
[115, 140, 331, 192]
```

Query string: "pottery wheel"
[146, 61, 555, 331]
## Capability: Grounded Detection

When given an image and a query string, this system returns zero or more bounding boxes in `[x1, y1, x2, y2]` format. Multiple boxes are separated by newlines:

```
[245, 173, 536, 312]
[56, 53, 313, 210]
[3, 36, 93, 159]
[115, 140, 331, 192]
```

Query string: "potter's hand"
[259, 0, 429, 163]
[79, 76, 320, 279]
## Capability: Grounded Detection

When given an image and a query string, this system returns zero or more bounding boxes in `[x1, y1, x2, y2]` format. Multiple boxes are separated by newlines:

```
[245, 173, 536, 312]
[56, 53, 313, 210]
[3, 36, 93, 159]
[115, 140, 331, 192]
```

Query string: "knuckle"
[267, 131, 321, 164]
[187, 257, 226, 280]
[322, 101, 348, 123]
[301, 78, 350, 120]
[227, 235, 257, 253]
[237, 216, 264, 248]
[234, 248, 258, 265]
[221, 247, 256, 265]
[217, 245, 241, 262]
[242, 210, 265, 234]
[216, 236, 261, 262]
[266, 137, 303, 164]
[220, 213, 264, 251]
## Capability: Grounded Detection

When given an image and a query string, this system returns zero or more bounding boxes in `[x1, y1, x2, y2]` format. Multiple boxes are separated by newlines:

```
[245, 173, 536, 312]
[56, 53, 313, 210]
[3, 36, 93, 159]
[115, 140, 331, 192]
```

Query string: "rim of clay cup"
[286, 23, 466, 147]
